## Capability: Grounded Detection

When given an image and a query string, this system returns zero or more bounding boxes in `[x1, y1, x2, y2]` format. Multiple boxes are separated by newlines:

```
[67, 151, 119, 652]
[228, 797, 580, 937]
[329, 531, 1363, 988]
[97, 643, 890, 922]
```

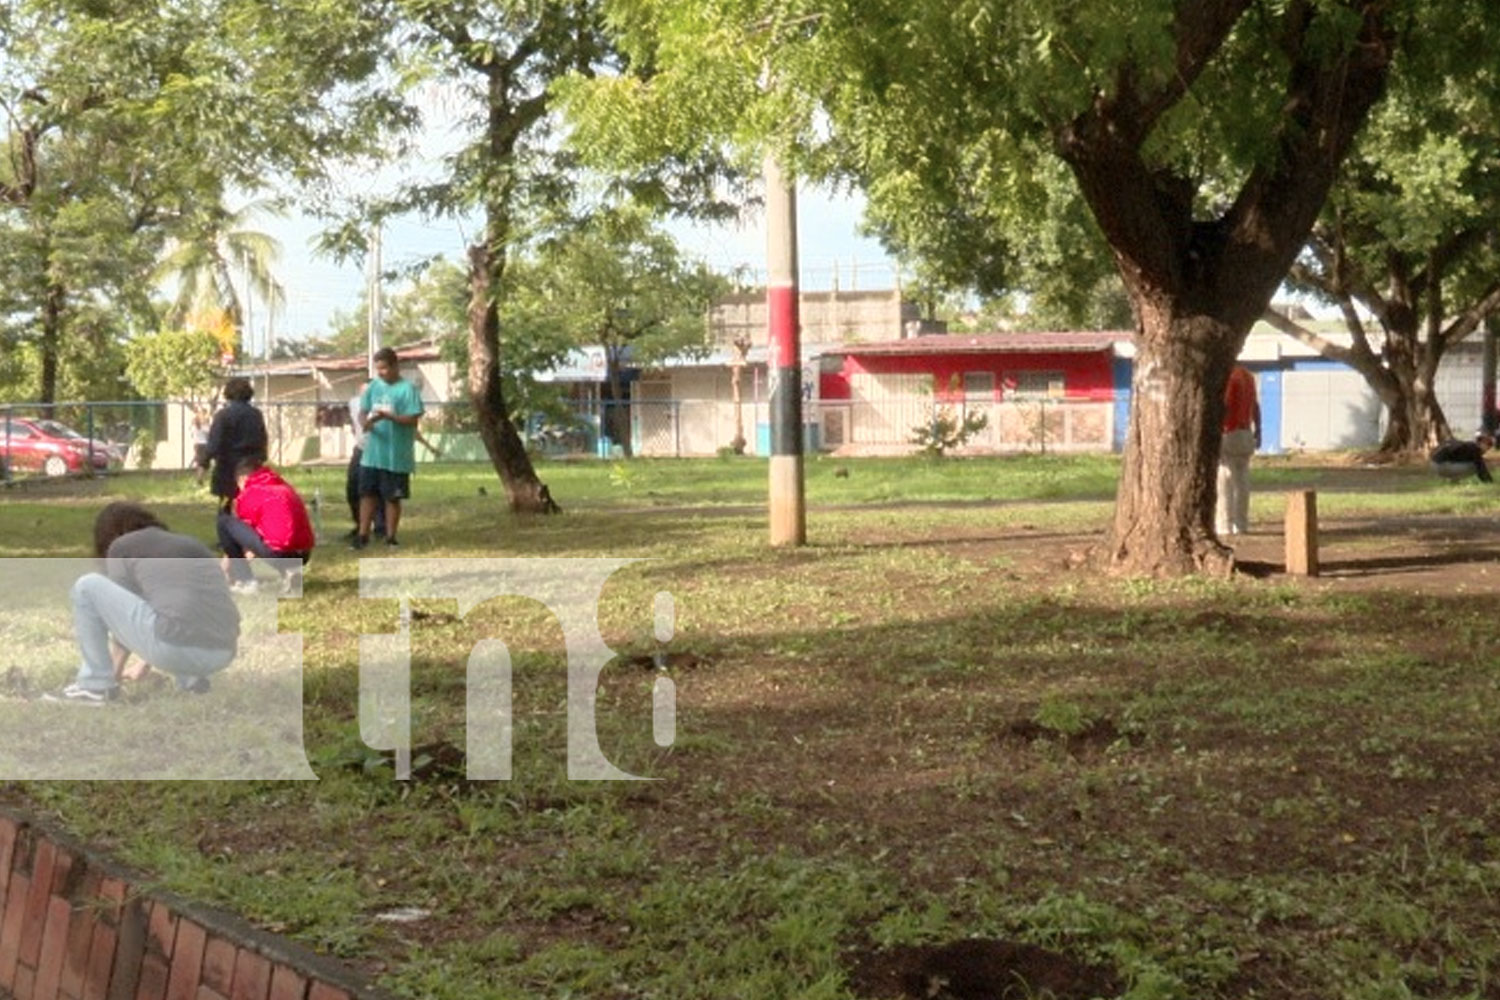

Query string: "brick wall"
[0, 809, 393, 1000]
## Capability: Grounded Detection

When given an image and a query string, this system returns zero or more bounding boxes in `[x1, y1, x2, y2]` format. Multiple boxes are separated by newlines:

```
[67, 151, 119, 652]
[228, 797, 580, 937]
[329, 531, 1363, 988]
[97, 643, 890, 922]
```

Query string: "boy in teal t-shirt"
[353, 347, 425, 549]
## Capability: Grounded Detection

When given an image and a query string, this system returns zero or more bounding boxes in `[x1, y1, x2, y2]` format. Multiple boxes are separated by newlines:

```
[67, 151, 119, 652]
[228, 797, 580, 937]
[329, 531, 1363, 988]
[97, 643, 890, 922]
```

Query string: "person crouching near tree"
[44, 502, 239, 705]
[217, 457, 316, 595]
[1430, 431, 1495, 483]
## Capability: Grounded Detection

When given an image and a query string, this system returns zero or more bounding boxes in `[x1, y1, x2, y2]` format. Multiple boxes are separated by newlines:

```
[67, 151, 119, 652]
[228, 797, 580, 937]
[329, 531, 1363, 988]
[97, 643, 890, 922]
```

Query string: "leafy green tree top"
[1274, 12, 1500, 452]
[0, 0, 413, 402]
[526, 203, 727, 367]
[123, 328, 224, 402]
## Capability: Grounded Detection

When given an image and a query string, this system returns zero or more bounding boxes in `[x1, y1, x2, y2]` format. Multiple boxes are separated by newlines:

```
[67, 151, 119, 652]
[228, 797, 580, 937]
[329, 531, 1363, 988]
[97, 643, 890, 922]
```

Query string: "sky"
[259, 185, 900, 353]
[239, 77, 900, 353]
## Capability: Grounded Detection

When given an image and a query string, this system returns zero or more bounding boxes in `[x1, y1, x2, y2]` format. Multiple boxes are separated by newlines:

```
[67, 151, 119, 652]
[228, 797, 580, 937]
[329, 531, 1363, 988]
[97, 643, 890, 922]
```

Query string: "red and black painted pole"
[765, 155, 806, 546]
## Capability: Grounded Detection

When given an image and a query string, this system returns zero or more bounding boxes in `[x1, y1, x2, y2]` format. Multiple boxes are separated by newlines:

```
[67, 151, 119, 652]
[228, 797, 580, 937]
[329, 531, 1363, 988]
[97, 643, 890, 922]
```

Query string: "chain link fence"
[4, 369, 1494, 481]
[0, 396, 1112, 478]
[815, 395, 1116, 456]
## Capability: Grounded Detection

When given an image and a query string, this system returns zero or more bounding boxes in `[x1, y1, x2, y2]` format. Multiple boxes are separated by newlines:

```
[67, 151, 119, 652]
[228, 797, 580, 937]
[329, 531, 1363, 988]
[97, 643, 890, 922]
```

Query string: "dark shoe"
[42, 683, 118, 706]
[350, 535, 369, 551]
[178, 676, 211, 695]
[385, 536, 400, 548]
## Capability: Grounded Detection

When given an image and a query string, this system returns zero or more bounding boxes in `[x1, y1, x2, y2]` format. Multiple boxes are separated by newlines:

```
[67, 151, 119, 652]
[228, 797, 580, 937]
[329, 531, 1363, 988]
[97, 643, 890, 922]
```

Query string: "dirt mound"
[846, 938, 1118, 999]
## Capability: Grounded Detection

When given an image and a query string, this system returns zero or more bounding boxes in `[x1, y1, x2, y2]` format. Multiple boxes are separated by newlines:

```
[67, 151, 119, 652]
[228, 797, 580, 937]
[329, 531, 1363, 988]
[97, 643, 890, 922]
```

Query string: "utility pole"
[263, 271, 276, 412]
[241, 250, 253, 364]
[367, 225, 383, 378]
[1483, 314, 1497, 435]
[765, 154, 806, 546]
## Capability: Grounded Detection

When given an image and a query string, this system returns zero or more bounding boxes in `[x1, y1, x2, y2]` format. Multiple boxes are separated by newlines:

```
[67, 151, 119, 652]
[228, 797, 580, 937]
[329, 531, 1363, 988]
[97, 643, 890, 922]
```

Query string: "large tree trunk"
[1106, 309, 1237, 577]
[1377, 330, 1449, 452]
[1056, 0, 1393, 575]
[38, 280, 64, 408]
[467, 243, 559, 514]
[1371, 269, 1451, 452]
[604, 349, 633, 458]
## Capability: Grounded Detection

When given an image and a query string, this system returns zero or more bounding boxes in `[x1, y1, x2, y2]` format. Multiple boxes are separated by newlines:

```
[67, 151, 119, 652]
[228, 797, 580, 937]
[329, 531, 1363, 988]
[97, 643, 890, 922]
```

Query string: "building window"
[962, 372, 995, 401]
[1007, 371, 1065, 399]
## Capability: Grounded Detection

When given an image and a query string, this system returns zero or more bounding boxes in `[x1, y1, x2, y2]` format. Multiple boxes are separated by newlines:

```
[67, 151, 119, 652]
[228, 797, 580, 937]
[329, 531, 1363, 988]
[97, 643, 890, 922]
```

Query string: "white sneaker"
[42, 682, 118, 706]
[230, 579, 260, 595]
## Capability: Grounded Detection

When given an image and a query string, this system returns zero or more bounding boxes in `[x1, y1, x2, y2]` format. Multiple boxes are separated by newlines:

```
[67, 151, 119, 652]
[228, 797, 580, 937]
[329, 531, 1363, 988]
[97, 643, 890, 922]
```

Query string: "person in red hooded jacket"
[217, 457, 316, 594]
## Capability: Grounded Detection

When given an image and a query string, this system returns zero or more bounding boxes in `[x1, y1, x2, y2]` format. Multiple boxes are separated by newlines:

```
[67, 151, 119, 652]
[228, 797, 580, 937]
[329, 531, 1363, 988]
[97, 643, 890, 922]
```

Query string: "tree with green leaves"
[1268, 36, 1500, 454]
[526, 204, 725, 455]
[332, 1, 620, 514]
[155, 199, 287, 360]
[0, 326, 131, 405]
[871, 154, 1132, 333]
[569, 0, 1433, 574]
[0, 0, 407, 403]
[330, 0, 743, 512]
[123, 328, 223, 404]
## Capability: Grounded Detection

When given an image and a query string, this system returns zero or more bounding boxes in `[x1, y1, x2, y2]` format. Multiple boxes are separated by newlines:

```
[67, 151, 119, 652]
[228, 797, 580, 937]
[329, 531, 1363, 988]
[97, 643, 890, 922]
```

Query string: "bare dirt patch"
[847, 939, 1120, 999]
[925, 510, 1500, 595]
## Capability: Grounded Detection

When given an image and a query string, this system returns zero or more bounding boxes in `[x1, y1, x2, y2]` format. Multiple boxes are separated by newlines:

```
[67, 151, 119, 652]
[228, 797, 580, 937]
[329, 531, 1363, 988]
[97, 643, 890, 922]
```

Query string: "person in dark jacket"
[44, 502, 240, 705]
[218, 457, 316, 594]
[205, 377, 268, 507]
[1430, 433, 1494, 483]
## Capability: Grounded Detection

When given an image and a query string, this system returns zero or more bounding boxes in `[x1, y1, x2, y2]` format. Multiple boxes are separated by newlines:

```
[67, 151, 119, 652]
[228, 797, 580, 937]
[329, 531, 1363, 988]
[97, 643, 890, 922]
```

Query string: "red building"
[818, 331, 1131, 454]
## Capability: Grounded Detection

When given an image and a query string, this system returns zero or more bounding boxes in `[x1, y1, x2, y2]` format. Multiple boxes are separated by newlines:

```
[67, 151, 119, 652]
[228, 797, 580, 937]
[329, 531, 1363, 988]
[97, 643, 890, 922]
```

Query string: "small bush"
[910, 406, 988, 458]
[132, 427, 157, 471]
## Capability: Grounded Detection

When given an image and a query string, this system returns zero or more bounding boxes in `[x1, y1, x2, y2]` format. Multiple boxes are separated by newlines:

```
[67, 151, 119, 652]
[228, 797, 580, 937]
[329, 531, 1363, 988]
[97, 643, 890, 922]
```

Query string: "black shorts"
[358, 466, 411, 502]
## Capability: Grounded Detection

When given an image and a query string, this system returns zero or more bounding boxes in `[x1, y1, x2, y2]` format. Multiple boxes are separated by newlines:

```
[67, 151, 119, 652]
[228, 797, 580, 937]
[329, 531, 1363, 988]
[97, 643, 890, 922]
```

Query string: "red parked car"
[0, 417, 121, 477]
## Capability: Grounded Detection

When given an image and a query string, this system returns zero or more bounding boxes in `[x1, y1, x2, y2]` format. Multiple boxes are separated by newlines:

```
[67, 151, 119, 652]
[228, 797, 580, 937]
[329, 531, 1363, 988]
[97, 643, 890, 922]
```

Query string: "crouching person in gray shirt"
[44, 502, 240, 706]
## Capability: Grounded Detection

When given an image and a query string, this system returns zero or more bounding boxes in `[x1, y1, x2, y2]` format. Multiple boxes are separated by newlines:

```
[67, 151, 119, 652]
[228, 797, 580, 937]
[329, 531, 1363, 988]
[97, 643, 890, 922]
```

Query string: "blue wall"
[1252, 367, 1283, 454]
[1111, 357, 1133, 453]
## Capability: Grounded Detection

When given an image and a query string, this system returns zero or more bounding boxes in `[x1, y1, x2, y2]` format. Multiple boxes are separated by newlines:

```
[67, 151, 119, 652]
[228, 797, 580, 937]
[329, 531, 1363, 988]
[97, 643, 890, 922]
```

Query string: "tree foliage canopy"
[1276, 4, 1500, 450]
[0, 0, 409, 401]
[123, 328, 223, 402]
[525, 203, 726, 365]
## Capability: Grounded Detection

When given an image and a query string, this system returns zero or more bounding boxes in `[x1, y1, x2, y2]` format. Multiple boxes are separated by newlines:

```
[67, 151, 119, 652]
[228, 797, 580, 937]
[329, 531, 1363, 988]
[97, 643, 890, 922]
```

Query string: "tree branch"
[1055, 2, 1254, 294]
[1413, 227, 1487, 294]
[413, 6, 489, 74]
[503, 25, 545, 78]
[1261, 307, 1355, 365]
[1335, 297, 1376, 359]
[1437, 280, 1500, 353]
[1124, 0, 1256, 138]
[1424, 248, 1444, 344]
[1218, 1, 1395, 322]
[1, 125, 39, 205]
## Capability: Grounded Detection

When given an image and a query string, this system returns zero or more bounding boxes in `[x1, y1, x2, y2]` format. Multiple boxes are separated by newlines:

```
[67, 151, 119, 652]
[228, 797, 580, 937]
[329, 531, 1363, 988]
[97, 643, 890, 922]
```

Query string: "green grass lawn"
[4, 454, 1500, 999]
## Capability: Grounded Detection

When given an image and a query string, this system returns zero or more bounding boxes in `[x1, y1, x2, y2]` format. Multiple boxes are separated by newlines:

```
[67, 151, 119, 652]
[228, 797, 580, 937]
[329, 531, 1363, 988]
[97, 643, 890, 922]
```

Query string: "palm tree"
[156, 198, 286, 359]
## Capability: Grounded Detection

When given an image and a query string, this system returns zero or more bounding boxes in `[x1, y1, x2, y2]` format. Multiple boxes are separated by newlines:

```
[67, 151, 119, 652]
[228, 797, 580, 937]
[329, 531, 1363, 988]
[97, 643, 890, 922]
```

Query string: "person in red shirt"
[217, 458, 316, 594]
[1216, 365, 1262, 537]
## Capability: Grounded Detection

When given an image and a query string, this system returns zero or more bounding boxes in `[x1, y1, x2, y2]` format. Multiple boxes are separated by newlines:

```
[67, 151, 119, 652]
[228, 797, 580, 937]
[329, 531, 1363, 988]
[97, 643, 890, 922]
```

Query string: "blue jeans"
[217, 513, 310, 583]
[71, 574, 234, 691]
